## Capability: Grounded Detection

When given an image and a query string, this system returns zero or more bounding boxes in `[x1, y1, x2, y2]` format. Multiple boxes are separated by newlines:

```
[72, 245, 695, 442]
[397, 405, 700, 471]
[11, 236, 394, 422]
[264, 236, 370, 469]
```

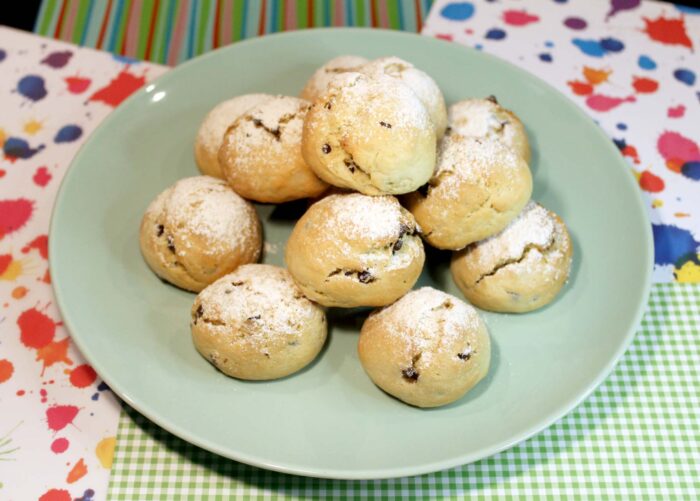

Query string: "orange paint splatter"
[18, 307, 57, 349]
[0, 359, 14, 383]
[622, 145, 640, 164]
[666, 159, 683, 173]
[39, 489, 71, 501]
[639, 170, 665, 192]
[11, 286, 27, 299]
[46, 404, 79, 431]
[642, 15, 693, 50]
[567, 80, 593, 96]
[22, 234, 49, 259]
[583, 66, 611, 85]
[43, 268, 51, 284]
[89, 69, 146, 107]
[675, 212, 690, 218]
[632, 76, 659, 93]
[66, 458, 88, 483]
[36, 338, 73, 374]
[69, 364, 97, 388]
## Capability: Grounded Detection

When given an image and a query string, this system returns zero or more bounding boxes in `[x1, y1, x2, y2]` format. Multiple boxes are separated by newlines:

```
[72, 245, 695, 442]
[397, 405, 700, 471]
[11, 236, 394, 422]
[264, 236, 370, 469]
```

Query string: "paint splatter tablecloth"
[1, 0, 699, 498]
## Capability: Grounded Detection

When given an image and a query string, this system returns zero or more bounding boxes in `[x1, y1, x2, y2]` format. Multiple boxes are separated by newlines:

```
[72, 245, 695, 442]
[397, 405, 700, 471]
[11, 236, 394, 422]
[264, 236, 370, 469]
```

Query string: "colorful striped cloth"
[35, 0, 434, 65]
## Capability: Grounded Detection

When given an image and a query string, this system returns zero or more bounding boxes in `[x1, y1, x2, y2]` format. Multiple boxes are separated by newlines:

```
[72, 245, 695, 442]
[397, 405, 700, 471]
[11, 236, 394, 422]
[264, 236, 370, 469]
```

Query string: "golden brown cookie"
[300, 55, 369, 102]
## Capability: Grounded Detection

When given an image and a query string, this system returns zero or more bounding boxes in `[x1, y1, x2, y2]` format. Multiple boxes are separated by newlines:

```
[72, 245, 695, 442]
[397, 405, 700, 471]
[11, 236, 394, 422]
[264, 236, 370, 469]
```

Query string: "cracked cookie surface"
[404, 134, 532, 250]
[358, 287, 490, 408]
[139, 176, 262, 292]
[451, 201, 573, 313]
[219, 95, 328, 203]
[447, 97, 531, 163]
[301, 72, 436, 195]
[299, 55, 369, 102]
[190, 264, 327, 380]
[194, 93, 273, 179]
[285, 193, 425, 308]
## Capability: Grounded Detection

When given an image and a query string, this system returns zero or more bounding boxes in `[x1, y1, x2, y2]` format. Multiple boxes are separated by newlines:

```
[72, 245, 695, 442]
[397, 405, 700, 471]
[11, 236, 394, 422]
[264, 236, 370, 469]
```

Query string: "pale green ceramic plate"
[50, 29, 652, 479]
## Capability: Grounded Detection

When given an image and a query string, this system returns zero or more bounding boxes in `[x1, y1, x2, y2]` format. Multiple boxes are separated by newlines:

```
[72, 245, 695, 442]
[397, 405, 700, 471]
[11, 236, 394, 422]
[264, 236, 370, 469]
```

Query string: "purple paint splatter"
[41, 50, 73, 69]
[564, 17, 587, 30]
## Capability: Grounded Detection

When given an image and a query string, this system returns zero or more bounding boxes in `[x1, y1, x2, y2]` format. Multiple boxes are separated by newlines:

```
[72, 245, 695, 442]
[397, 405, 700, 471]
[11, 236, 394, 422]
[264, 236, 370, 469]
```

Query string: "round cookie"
[300, 55, 369, 102]
[361, 56, 448, 138]
[302, 72, 436, 196]
[194, 93, 272, 179]
[139, 176, 261, 292]
[191, 264, 327, 380]
[219, 95, 328, 203]
[451, 201, 573, 313]
[448, 96, 531, 163]
[285, 193, 425, 308]
[358, 287, 490, 408]
[404, 134, 532, 250]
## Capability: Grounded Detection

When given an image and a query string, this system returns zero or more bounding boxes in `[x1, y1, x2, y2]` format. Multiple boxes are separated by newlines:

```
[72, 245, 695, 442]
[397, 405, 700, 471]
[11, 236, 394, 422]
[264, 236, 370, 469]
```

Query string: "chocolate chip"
[225, 289, 232, 294]
[402, 367, 419, 382]
[379, 121, 392, 128]
[392, 239, 403, 253]
[247, 314, 261, 321]
[196, 305, 204, 317]
[486, 95, 498, 104]
[343, 158, 356, 173]
[358, 271, 374, 284]
[322, 143, 332, 154]
[445, 126, 453, 136]
[457, 352, 472, 361]
[156, 224, 164, 237]
[231, 281, 244, 286]
[166, 235, 176, 253]
[324, 102, 332, 110]
[417, 183, 430, 197]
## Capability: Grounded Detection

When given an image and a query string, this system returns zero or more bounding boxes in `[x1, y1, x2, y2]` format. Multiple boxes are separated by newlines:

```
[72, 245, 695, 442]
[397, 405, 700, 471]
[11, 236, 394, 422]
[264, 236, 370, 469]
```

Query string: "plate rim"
[49, 27, 654, 480]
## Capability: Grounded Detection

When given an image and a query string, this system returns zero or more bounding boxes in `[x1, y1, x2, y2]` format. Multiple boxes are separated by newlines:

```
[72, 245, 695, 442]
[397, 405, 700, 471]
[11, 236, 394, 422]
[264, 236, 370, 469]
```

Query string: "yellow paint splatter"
[675, 257, 700, 283]
[631, 169, 641, 181]
[96, 436, 116, 468]
[23, 119, 44, 135]
[583, 66, 612, 85]
[674, 212, 690, 218]
[0, 127, 6, 148]
[0, 259, 22, 281]
[651, 199, 663, 208]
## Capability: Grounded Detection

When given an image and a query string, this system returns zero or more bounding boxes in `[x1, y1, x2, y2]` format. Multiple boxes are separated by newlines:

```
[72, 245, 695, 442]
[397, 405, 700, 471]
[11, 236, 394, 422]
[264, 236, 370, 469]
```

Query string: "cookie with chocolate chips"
[358, 287, 490, 408]
[139, 176, 262, 292]
[285, 193, 424, 307]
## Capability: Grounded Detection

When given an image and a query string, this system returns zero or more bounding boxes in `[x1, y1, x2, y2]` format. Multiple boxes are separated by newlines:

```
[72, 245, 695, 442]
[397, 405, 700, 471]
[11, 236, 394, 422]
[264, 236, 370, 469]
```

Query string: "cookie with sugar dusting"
[139, 176, 262, 292]
[404, 134, 532, 250]
[358, 287, 490, 408]
[302, 72, 436, 196]
[300, 55, 369, 102]
[191, 264, 327, 380]
[285, 193, 425, 308]
[194, 93, 273, 179]
[219, 95, 328, 203]
[361, 56, 448, 139]
[451, 201, 573, 313]
[448, 96, 531, 163]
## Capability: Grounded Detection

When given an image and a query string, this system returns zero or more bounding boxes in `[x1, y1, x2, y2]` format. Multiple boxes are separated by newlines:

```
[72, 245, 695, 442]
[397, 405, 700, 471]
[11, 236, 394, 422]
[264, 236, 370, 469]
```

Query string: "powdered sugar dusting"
[197, 265, 320, 348]
[319, 193, 406, 241]
[301, 55, 369, 101]
[164, 176, 256, 253]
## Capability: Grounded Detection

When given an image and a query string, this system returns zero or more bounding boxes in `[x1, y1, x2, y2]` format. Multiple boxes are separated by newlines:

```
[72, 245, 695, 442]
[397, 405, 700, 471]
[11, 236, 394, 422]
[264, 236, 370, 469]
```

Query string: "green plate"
[50, 29, 652, 479]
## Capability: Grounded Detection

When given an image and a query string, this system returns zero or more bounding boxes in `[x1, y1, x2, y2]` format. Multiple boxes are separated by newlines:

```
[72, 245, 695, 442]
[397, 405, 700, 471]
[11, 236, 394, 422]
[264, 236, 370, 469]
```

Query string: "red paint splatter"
[639, 170, 665, 192]
[33, 166, 52, 187]
[46, 404, 79, 431]
[43, 268, 51, 284]
[17, 389, 25, 396]
[67, 458, 88, 483]
[502, 9, 539, 26]
[39, 489, 71, 501]
[89, 69, 146, 107]
[0, 169, 5, 177]
[0, 254, 12, 276]
[51, 437, 69, 453]
[37, 338, 73, 374]
[0, 198, 34, 240]
[632, 76, 658, 93]
[642, 15, 693, 49]
[18, 307, 56, 349]
[70, 364, 97, 388]
[658, 131, 700, 165]
[40, 388, 48, 403]
[22, 234, 49, 259]
[0, 359, 14, 383]
[585, 94, 636, 112]
[435, 33, 453, 42]
[667, 105, 685, 118]
[622, 145, 640, 164]
[567, 80, 594, 96]
[64, 75, 91, 94]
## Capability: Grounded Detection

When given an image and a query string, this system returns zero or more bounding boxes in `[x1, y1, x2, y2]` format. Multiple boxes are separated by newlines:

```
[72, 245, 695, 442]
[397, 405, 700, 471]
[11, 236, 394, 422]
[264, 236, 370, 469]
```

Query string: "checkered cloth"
[109, 283, 699, 499]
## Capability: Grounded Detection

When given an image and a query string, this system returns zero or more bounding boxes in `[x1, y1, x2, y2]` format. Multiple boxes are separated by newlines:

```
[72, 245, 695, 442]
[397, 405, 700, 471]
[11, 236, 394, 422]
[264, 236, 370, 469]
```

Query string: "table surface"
[1, 0, 699, 499]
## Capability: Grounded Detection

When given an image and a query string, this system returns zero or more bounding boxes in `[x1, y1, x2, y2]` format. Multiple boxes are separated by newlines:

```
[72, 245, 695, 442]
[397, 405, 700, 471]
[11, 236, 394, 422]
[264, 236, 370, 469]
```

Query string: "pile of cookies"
[139, 55, 573, 408]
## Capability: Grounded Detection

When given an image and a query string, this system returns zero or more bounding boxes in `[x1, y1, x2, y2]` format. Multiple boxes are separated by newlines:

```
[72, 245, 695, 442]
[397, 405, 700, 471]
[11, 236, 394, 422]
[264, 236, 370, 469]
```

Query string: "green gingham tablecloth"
[109, 284, 699, 499]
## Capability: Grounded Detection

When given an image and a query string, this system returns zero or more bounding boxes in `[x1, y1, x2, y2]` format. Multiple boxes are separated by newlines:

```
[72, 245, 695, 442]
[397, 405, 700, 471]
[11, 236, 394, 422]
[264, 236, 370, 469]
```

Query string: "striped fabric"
[35, 0, 434, 65]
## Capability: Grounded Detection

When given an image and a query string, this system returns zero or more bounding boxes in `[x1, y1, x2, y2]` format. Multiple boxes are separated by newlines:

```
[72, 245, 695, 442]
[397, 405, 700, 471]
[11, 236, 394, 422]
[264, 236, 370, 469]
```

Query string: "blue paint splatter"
[545, 40, 554, 48]
[3, 137, 45, 159]
[112, 54, 141, 64]
[554, 0, 568, 3]
[0, 49, 6, 62]
[616, 123, 627, 130]
[673, 68, 696, 86]
[652, 224, 699, 266]
[485, 28, 506, 40]
[98, 381, 110, 392]
[54, 125, 83, 143]
[75, 489, 95, 501]
[474, 44, 483, 50]
[91, 393, 99, 401]
[539, 53, 553, 62]
[17, 75, 47, 101]
[681, 161, 700, 180]
[638, 55, 656, 70]
[572, 38, 605, 57]
[675, 5, 700, 14]
[600, 37, 624, 52]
